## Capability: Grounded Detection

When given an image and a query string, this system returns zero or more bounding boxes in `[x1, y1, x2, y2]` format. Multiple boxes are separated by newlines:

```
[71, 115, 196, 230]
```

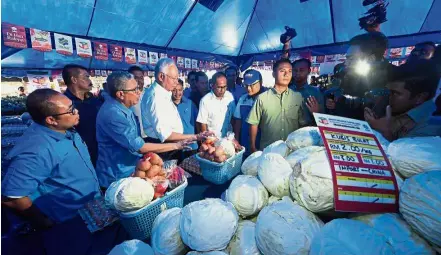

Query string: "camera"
[280, 26, 297, 44]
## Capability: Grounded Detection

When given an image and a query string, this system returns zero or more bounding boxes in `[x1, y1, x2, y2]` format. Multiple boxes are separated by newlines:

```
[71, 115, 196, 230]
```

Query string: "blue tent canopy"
[2, 0, 441, 69]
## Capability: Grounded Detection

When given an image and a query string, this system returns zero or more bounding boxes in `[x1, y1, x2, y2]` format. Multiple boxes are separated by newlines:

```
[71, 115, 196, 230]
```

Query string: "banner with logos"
[125, 47, 136, 64]
[191, 59, 198, 69]
[30, 28, 52, 52]
[160, 53, 167, 59]
[184, 58, 191, 69]
[2, 23, 27, 48]
[94, 42, 108, 60]
[138, 50, 148, 64]
[54, 33, 73, 55]
[110, 44, 123, 62]
[149, 52, 159, 65]
[75, 38, 92, 58]
[177, 57, 184, 68]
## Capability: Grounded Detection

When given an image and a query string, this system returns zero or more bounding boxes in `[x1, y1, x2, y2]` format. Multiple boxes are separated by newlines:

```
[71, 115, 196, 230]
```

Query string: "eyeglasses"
[165, 74, 179, 82]
[120, 87, 141, 93]
[52, 104, 77, 117]
[215, 86, 227, 90]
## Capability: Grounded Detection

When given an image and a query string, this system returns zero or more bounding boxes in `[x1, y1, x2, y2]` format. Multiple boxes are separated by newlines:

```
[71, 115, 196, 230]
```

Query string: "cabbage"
[285, 127, 323, 151]
[108, 239, 154, 255]
[187, 251, 228, 255]
[400, 171, 441, 252]
[267, 196, 281, 205]
[255, 198, 323, 255]
[225, 175, 268, 217]
[215, 138, 236, 158]
[353, 213, 435, 255]
[262, 140, 290, 157]
[310, 219, 394, 255]
[227, 220, 260, 255]
[151, 208, 188, 255]
[180, 199, 239, 252]
[105, 178, 131, 210]
[387, 137, 441, 178]
[289, 147, 334, 212]
[285, 146, 323, 169]
[114, 177, 154, 212]
[372, 130, 390, 151]
[257, 153, 292, 197]
[241, 151, 263, 176]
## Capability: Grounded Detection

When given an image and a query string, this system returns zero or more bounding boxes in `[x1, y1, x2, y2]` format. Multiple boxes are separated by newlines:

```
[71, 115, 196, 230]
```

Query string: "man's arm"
[2, 197, 54, 229]
[233, 118, 242, 141]
[246, 98, 262, 151]
[281, 41, 291, 60]
[249, 124, 259, 153]
[199, 123, 208, 132]
[196, 98, 209, 133]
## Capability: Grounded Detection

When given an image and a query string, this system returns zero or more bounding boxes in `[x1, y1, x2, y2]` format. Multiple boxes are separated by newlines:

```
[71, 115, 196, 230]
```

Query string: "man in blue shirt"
[96, 72, 190, 188]
[173, 79, 199, 161]
[1, 89, 126, 255]
[226, 66, 247, 104]
[183, 70, 197, 99]
[289, 58, 324, 125]
[63, 64, 103, 167]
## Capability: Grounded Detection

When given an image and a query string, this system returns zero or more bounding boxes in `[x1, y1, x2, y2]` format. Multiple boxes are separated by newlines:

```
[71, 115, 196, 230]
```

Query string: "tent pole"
[329, 0, 336, 43]
[165, 0, 199, 49]
[237, 0, 259, 57]
[86, 0, 98, 36]
[419, 0, 435, 32]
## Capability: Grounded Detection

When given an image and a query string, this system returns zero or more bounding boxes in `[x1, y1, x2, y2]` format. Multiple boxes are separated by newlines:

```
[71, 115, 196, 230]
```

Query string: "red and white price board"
[313, 113, 399, 213]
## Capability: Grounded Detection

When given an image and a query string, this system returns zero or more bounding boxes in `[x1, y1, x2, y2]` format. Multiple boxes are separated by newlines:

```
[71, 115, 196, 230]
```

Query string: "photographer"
[325, 32, 393, 120]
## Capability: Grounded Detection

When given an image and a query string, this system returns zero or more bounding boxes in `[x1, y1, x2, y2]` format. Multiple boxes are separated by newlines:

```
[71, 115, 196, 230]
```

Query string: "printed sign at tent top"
[54, 33, 73, 55]
[75, 38, 92, 58]
[389, 48, 404, 59]
[405, 46, 415, 57]
[160, 53, 167, 59]
[191, 59, 198, 69]
[110, 45, 123, 62]
[199, 60, 204, 68]
[125, 48, 136, 64]
[184, 58, 191, 69]
[2, 23, 27, 48]
[138, 50, 148, 64]
[94, 42, 108, 61]
[149, 52, 159, 65]
[30, 28, 52, 52]
[177, 57, 184, 68]
[313, 113, 399, 213]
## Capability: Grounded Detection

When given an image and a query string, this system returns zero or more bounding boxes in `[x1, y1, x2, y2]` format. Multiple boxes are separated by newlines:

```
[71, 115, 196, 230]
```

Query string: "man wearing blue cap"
[226, 66, 247, 104]
[233, 69, 266, 156]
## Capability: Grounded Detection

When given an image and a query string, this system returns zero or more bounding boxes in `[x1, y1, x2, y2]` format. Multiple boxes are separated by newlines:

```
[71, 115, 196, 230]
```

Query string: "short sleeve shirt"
[247, 88, 306, 149]
[1, 123, 100, 223]
[176, 96, 199, 150]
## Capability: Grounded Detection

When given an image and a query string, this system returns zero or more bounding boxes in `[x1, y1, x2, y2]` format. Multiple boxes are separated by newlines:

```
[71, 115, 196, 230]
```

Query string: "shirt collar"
[407, 100, 436, 124]
[153, 81, 172, 99]
[106, 96, 133, 115]
[64, 88, 92, 101]
[271, 87, 291, 95]
[30, 122, 72, 141]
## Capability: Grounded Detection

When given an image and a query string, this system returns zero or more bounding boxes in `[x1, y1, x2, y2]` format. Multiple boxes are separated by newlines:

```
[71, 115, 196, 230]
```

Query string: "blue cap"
[243, 69, 261, 86]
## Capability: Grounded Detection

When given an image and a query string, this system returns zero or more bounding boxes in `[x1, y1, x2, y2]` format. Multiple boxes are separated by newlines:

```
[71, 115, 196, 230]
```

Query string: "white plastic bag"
[285, 127, 323, 151]
[257, 153, 292, 197]
[241, 151, 263, 176]
[151, 208, 188, 255]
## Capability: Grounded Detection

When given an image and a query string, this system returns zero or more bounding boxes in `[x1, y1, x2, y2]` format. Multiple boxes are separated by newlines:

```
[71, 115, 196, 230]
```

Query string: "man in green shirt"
[247, 59, 308, 152]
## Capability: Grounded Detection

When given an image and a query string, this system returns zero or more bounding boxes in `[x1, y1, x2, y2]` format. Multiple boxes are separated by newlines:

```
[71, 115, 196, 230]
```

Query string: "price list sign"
[313, 113, 399, 213]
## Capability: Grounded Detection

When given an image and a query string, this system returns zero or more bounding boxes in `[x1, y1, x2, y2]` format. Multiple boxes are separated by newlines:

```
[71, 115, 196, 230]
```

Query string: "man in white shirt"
[141, 58, 210, 159]
[129, 66, 147, 138]
[197, 72, 236, 137]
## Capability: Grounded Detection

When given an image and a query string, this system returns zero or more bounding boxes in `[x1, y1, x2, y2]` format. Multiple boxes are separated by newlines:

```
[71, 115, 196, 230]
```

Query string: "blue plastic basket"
[196, 148, 245, 185]
[118, 180, 187, 241]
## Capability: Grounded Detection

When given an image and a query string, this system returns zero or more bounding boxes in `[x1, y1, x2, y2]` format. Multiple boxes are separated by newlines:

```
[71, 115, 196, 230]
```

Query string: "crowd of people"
[2, 28, 441, 254]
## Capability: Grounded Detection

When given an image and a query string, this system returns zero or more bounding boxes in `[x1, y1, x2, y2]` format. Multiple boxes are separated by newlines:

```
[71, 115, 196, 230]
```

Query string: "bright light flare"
[355, 60, 371, 76]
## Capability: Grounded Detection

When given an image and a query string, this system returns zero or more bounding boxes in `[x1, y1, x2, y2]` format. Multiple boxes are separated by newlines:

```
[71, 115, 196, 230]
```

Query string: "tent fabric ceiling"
[2, 0, 441, 58]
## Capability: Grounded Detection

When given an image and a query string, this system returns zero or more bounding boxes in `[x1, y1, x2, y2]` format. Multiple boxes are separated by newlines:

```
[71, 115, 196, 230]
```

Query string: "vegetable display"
[198, 133, 242, 163]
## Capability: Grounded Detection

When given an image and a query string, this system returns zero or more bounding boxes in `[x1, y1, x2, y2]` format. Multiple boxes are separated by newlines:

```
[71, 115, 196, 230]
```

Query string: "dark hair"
[26, 89, 61, 125]
[415, 41, 436, 49]
[389, 59, 440, 100]
[292, 58, 312, 69]
[128, 66, 143, 74]
[273, 59, 292, 71]
[349, 32, 388, 60]
[62, 64, 87, 85]
[225, 66, 238, 75]
[212, 72, 227, 85]
[195, 71, 208, 82]
[188, 71, 197, 79]
[178, 79, 184, 86]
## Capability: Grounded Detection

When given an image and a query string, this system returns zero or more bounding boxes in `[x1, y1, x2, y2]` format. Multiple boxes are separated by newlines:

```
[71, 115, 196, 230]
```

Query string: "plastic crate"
[118, 180, 187, 241]
[196, 148, 245, 185]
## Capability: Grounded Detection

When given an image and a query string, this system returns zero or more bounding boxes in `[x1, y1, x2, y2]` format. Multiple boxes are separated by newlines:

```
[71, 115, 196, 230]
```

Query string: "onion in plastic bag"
[241, 151, 263, 176]
[262, 140, 290, 157]
[285, 127, 323, 151]
[215, 136, 236, 158]
[400, 171, 441, 252]
[108, 239, 154, 255]
[257, 153, 292, 197]
[152, 208, 188, 255]
[388, 137, 441, 178]
[180, 198, 239, 252]
[285, 146, 323, 170]
[225, 175, 268, 217]
[289, 147, 334, 212]
[114, 177, 154, 212]
[353, 213, 435, 255]
[255, 198, 323, 255]
[310, 219, 394, 255]
[227, 220, 261, 255]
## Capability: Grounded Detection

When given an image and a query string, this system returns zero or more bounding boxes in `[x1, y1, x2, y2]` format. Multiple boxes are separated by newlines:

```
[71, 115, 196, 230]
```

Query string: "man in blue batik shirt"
[173, 79, 199, 161]
[1, 89, 126, 255]
[233, 69, 266, 157]
[95, 72, 190, 188]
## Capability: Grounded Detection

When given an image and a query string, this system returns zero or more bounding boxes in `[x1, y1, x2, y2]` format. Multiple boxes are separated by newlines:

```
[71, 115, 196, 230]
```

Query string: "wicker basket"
[118, 180, 187, 240]
[196, 148, 245, 185]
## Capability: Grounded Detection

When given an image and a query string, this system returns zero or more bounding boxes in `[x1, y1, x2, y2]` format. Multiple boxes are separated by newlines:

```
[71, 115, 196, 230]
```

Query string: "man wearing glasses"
[141, 58, 211, 161]
[197, 72, 236, 137]
[2, 89, 125, 254]
[95, 72, 190, 188]
[128, 66, 148, 139]
[63, 64, 103, 167]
